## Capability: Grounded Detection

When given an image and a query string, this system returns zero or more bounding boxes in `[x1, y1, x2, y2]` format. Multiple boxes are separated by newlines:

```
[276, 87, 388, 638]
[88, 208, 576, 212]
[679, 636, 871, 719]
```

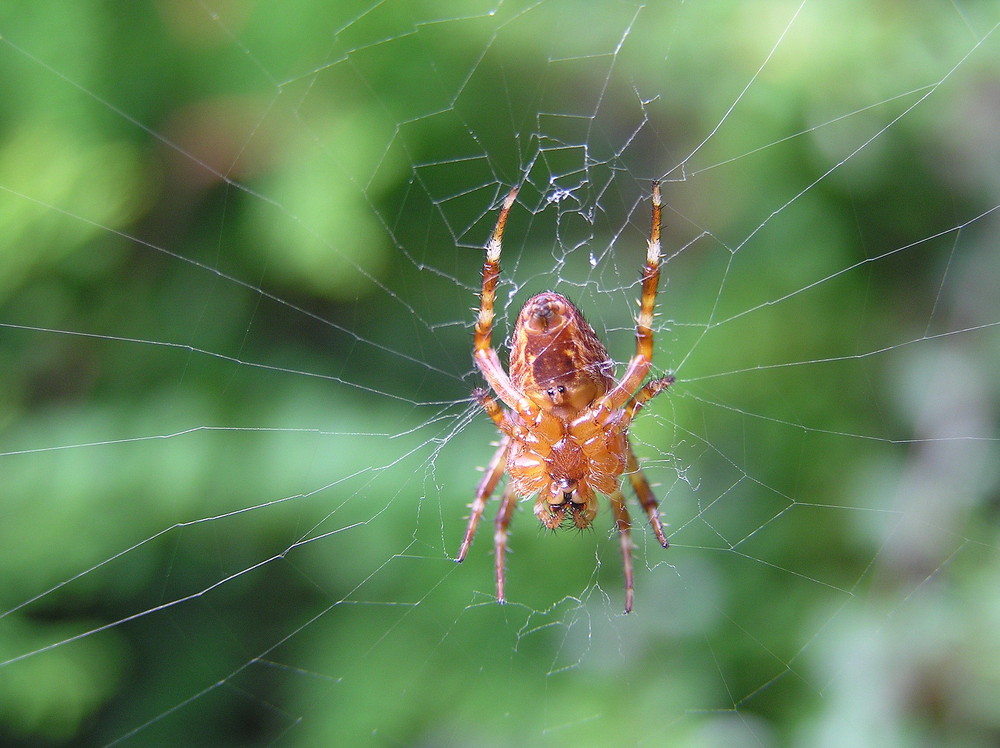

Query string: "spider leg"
[622, 374, 675, 428]
[619, 374, 673, 547]
[494, 484, 518, 604]
[626, 438, 669, 548]
[474, 187, 518, 357]
[471, 187, 540, 419]
[474, 388, 538, 446]
[473, 388, 506, 429]
[604, 181, 663, 410]
[608, 488, 635, 614]
[457, 437, 508, 563]
[569, 371, 673, 470]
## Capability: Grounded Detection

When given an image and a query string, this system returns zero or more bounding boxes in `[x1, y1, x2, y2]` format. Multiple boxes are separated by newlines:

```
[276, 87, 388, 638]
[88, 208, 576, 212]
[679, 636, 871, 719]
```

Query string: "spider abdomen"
[509, 292, 615, 420]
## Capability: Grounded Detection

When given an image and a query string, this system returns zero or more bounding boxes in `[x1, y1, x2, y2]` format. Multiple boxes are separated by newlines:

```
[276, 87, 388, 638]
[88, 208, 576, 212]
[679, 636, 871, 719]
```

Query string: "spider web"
[2, 1, 999, 744]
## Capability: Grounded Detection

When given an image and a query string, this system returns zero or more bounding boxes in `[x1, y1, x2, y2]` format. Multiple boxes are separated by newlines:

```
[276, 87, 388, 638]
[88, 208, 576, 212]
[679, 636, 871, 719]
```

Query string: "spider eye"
[545, 384, 569, 400]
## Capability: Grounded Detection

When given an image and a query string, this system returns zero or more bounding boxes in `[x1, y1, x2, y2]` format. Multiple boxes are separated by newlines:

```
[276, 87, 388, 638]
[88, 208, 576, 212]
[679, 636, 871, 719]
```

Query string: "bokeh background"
[2, 1, 999, 745]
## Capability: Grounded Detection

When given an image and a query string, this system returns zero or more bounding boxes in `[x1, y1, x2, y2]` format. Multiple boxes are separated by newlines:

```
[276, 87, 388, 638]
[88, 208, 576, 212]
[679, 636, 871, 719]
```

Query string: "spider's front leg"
[494, 484, 518, 604]
[457, 436, 508, 564]
[626, 440, 669, 549]
[608, 488, 636, 614]
[622, 374, 674, 547]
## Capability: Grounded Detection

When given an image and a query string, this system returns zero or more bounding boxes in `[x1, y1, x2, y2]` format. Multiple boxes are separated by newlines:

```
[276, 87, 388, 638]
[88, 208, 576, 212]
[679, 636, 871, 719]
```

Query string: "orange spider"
[457, 182, 674, 613]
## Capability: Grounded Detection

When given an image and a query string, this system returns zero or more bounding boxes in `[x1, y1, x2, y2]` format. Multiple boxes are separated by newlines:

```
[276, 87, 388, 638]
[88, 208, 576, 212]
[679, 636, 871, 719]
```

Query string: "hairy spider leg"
[622, 374, 675, 547]
[626, 440, 669, 548]
[601, 181, 663, 411]
[608, 488, 636, 613]
[459, 188, 531, 603]
[474, 388, 506, 427]
[473, 387, 532, 443]
[494, 485, 518, 604]
[623, 374, 675, 424]
[461, 391, 526, 605]
[458, 436, 507, 563]
[473, 187, 539, 420]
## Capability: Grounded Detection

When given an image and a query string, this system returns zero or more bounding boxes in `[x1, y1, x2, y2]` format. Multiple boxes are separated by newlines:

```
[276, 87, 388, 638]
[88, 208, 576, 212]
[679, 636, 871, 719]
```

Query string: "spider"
[457, 182, 674, 613]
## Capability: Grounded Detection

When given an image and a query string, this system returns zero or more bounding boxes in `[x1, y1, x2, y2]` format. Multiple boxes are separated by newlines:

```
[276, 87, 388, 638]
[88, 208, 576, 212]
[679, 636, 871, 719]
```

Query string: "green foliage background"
[1, 1, 999, 745]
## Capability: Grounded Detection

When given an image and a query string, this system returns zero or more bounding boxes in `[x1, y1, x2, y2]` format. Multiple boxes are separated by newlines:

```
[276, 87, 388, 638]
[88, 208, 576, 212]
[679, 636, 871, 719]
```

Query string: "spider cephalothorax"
[457, 183, 674, 613]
